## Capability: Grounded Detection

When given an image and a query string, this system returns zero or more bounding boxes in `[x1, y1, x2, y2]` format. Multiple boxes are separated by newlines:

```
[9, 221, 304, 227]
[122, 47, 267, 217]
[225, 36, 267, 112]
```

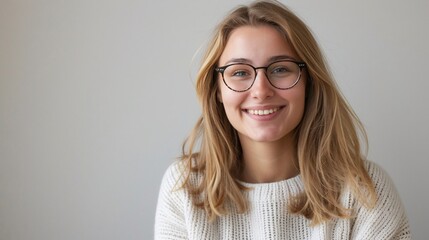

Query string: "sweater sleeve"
[154, 162, 188, 240]
[351, 161, 412, 240]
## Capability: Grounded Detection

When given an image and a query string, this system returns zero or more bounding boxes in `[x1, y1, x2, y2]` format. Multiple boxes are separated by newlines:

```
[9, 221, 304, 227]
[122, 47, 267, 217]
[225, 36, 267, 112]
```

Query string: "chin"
[245, 132, 286, 143]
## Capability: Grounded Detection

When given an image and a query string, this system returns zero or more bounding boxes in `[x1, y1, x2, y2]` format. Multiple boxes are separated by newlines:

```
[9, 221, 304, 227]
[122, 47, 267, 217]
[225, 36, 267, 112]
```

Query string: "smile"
[246, 107, 280, 116]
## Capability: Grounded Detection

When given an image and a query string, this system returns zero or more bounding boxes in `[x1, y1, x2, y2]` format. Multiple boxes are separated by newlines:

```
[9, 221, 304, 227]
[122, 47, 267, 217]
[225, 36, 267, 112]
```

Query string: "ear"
[216, 86, 223, 103]
[217, 90, 223, 103]
[214, 73, 223, 103]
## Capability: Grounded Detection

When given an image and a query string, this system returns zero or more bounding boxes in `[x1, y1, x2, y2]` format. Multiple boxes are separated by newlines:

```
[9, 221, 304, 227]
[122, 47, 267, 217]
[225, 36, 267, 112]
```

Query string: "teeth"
[247, 107, 279, 116]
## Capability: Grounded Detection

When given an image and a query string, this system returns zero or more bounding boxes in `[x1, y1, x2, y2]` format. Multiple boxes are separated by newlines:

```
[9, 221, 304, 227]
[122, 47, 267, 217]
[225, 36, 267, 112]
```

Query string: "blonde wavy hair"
[181, 0, 377, 225]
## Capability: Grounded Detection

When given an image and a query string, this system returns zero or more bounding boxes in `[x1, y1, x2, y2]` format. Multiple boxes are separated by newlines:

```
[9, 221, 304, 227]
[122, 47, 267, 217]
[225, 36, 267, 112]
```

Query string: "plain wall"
[1, 0, 428, 239]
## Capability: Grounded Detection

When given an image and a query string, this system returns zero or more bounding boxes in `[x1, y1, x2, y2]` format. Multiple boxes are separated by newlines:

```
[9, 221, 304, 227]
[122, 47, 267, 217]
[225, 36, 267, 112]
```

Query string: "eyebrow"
[223, 55, 297, 66]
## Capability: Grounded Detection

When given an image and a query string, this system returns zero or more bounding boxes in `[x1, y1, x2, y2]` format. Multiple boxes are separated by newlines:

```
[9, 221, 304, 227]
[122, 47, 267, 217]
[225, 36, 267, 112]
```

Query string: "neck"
[239, 135, 299, 183]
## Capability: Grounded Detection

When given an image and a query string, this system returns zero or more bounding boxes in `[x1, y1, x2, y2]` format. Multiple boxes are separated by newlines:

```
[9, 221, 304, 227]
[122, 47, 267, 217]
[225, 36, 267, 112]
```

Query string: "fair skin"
[217, 25, 306, 183]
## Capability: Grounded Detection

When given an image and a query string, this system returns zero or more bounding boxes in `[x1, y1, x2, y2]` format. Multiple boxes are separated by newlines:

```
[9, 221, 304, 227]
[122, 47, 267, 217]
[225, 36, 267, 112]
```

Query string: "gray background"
[1, 0, 428, 239]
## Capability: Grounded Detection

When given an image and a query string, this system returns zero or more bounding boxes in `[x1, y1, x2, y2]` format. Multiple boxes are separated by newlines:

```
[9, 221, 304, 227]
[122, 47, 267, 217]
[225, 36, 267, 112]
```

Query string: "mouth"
[245, 107, 282, 116]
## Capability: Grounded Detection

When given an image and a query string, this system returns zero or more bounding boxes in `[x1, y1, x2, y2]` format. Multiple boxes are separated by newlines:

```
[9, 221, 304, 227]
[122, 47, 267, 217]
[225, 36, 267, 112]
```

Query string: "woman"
[155, 0, 411, 239]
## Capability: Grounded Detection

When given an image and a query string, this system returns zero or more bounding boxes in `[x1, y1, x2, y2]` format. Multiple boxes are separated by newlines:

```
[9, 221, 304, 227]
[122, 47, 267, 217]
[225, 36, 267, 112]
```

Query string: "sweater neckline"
[237, 174, 304, 202]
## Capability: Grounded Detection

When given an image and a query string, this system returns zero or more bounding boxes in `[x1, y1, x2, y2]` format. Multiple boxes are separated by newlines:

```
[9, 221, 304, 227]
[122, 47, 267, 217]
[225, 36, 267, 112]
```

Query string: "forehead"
[219, 25, 298, 65]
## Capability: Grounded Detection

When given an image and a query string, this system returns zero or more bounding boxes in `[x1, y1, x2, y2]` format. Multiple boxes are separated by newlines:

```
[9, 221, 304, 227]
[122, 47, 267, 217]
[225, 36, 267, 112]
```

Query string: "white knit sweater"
[154, 160, 411, 239]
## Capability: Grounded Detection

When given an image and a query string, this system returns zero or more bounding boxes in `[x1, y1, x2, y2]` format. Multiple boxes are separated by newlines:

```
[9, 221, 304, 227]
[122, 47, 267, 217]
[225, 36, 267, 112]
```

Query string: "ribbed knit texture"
[155, 160, 411, 239]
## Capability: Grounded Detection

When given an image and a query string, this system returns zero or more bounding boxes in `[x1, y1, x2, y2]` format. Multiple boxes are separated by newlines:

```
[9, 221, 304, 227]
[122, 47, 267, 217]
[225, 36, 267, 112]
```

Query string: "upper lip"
[243, 105, 284, 110]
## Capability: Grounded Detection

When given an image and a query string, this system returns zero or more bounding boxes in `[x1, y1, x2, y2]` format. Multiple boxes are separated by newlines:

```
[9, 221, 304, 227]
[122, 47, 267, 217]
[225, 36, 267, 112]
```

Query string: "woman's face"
[217, 25, 306, 144]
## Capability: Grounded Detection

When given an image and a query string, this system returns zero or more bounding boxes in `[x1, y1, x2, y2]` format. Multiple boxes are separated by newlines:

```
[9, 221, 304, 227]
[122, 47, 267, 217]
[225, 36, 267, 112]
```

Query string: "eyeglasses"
[215, 60, 306, 92]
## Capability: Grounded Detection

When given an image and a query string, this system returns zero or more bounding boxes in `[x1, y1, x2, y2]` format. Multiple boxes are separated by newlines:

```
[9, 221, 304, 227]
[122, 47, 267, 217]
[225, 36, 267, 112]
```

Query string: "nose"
[251, 70, 274, 100]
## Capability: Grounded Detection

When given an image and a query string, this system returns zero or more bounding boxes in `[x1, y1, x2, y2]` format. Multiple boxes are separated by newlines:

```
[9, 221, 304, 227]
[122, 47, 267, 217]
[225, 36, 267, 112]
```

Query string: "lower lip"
[244, 107, 284, 121]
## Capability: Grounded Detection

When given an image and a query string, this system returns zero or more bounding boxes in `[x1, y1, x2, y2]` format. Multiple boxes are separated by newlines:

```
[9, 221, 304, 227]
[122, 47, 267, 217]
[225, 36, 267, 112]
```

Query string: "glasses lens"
[223, 64, 255, 91]
[267, 61, 301, 89]
[221, 61, 302, 91]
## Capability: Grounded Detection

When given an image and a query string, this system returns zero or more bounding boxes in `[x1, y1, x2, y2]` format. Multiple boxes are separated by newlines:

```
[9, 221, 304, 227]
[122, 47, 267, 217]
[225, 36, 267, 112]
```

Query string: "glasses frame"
[215, 60, 306, 92]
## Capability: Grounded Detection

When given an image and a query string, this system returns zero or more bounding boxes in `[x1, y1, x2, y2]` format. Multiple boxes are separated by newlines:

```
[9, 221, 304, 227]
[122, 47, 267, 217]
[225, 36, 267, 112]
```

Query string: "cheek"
[283, 84, 306, 120]
[218, 80, 235, 106]
[220, 89, 244, 109]
[295, 92, 307, 123]
[295, 96, 306, 120]
[218, 85, 247, 119]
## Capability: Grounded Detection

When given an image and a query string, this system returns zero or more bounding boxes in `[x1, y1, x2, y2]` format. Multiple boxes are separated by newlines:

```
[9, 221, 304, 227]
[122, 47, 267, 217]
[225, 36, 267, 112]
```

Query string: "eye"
[232, 70, 250, 77]
[225, 65, 254, 80]
[271, 66, 290, 74]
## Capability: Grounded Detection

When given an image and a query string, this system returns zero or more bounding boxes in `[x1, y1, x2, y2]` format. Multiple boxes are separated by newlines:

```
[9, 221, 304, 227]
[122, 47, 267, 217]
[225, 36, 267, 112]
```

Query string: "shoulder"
[363, 160, 402, 200]
[364, 159, 391, 180]
[155, 161, 190, 239]
[362, 159, 404, 210]
[156, 161, 189, 223]
[364, 160, 393, 188]
[158, 160, 187, 193]
[351, 160, 412, 239]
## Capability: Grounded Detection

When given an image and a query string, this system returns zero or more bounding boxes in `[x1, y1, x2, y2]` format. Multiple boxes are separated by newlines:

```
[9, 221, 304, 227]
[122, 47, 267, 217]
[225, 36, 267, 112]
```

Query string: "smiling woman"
[217, 25, 306, 154]
[154, 0, 411, 239]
